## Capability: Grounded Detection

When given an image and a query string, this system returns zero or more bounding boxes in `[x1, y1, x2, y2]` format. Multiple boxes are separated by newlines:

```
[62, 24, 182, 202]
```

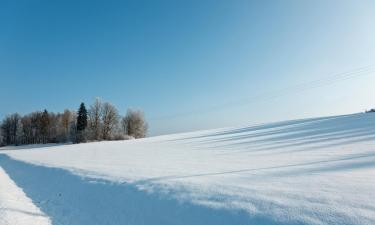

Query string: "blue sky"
[1, 0, 375, 135]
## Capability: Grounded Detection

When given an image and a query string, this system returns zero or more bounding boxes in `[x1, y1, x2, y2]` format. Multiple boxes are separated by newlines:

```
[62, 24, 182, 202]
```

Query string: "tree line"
[0, 98, 148, 146]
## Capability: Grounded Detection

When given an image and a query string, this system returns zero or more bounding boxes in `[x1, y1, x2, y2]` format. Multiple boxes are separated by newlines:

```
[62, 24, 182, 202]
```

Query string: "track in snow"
[0, 166, 51, 225]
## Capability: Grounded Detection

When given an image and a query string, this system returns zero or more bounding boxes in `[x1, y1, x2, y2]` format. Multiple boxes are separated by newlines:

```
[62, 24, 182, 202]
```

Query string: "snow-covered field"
[0, 167, 50, 225]
[1, 113, 375, 225]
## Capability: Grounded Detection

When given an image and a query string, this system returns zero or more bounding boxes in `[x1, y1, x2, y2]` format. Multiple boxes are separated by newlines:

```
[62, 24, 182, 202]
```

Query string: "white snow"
[0, 166, 51, 225]
[1, 113, 375, 224]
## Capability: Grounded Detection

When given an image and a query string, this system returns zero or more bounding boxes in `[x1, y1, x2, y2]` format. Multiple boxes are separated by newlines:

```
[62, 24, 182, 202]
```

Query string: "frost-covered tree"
[49, 112, 60, 143]
[69, 118, 77, 143]
[101, 102, 119, 140]
[89, 98, 103, 140]
[59, 109, 73, 142]
[15, 119, 24, 145]
[0, 99, 147, 146]
[121, 109, 148, 138]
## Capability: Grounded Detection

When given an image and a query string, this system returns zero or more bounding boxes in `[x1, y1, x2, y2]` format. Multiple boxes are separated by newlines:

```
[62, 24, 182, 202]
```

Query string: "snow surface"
[1, 113, 375, 224]
[0, 166, 51, 225]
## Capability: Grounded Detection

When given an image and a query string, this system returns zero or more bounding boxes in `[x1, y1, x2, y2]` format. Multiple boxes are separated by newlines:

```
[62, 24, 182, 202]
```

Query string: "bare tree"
[1, 109, 79, 145]
[29, 111, 44, 144]
[48, 112, 60, 143]
[61, 110, 72, 131]
[0, 127, 3, 146]
[40, 110, 51, 144]
[101, 102, 119, 140]
[21, 115, 33, 144]
[0, 128, 3, 146]
[89, 98, 103, 140]
[1, 117, 11, 145]
[0, 98, 148, 146]
[59, 109, 73, 142]
[69, 116, 77, 143]
[16, 119, 24, 145]
[1, 113, 22, 145]
[121, 109, 148, 138]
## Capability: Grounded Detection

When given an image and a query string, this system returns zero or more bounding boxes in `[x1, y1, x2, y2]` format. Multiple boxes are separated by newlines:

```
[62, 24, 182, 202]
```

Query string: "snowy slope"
[0, 167, 51, 225]
[1, 113, 375, 224]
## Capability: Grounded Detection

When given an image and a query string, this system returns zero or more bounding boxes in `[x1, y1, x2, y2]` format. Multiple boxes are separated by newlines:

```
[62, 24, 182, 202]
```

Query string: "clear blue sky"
[1, 0, 375, 135]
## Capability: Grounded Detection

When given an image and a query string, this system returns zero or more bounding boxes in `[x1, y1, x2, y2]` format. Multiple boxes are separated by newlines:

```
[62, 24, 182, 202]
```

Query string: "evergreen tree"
[77, 103, 88, 131]
[76, 102, 88, 143]
[40, 109, 50, 143]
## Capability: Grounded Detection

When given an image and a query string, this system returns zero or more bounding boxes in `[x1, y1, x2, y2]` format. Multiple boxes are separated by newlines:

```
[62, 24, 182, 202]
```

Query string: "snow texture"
[0, 166, 51, 225]
[1, 113, 375, 224]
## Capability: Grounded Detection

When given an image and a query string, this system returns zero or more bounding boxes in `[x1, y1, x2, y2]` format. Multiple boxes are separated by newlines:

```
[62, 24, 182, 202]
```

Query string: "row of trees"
[0, 98, 148, 146]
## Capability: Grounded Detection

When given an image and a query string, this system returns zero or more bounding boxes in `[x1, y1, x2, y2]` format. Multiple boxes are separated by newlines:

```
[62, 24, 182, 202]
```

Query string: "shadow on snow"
[0, 155, 282, 225]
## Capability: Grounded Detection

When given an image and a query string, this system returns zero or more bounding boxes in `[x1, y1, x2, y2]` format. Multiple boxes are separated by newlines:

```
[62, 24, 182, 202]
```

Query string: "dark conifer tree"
[41, 109, 50, 143]
[77, 103, 88, 131]
[76, 103, 88, 143]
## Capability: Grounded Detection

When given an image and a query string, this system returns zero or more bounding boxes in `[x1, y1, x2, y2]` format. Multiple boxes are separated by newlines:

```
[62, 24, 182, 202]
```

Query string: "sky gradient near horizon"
[1, 0, 375, 135]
